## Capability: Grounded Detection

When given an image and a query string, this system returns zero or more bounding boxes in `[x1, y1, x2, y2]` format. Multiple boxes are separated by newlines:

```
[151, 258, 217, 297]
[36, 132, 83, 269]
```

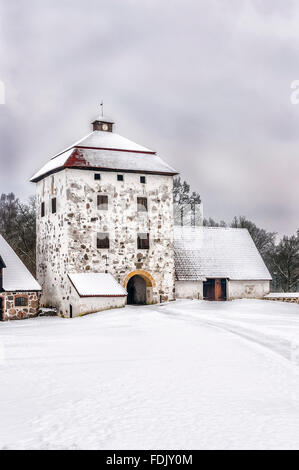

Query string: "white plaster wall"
[36, 168, 175, 316]
[36, 171, 69, 312]
[65, 169, 175, 304]
[227, 280, 270, 299]
[175, 280, 203, 299]
[78, 296, 125, 316]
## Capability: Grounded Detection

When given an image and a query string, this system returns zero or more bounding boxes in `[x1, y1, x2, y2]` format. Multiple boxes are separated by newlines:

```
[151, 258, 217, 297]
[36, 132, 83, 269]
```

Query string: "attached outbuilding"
[174, 226, 272, 301]
[0, 235, 41, 320]
[67, 272, 127, 317]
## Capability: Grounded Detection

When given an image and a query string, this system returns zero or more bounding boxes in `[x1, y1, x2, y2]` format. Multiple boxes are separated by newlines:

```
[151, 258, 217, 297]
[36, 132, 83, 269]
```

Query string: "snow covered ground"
[1, 299, 299, 450]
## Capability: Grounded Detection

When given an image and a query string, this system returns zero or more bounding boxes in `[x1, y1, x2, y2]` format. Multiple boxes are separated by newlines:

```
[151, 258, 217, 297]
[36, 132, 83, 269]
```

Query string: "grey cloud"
[0, 0, 298, 235]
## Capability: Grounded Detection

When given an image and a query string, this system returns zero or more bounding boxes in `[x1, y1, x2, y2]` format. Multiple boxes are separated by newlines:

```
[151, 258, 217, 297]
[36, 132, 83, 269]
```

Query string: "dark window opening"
[117, 174, 124, 181]
[51, 198, 57, 214]
[97, 194, 108, 210]
[140, 176, 146, 184]
[97, 232, 110, 249]
[70, 304, 73, 318]
[0, 269, 3, 292]
[137, 197, 148, 212]
[15, 296, 28, 307]
[41, 202, 45, 217]
[137, 233, 149, 249]
[94, 173, 101, 180]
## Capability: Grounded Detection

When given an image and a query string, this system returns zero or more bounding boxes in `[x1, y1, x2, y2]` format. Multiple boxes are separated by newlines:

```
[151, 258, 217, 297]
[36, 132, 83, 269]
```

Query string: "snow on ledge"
[265, 292, 299, 299]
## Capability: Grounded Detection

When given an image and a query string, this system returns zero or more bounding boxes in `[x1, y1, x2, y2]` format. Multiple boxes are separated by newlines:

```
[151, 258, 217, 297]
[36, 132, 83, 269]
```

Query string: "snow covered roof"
[30, 149, 74, 182]
[174, 226, 272, 281]
[31, 127, 178, 182]
[0, 235, 41, 291]
[61, 131, 154, 154]
[92, 114, 115, 124]
[68, 272, 127, 297]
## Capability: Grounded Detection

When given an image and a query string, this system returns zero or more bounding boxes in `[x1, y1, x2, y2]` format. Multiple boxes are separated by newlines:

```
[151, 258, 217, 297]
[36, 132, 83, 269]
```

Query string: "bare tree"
[173, 177, 201, 226]
[0, 193, 36, 275]
[271, 233, 299, 292]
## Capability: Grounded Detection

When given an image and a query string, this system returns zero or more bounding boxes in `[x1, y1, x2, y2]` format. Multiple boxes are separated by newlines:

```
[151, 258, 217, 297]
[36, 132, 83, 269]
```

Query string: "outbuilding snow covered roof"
[0, 235, 41, 291]
[174, 226, 272, 281]
[68, 272, 127, 297]
[31, 129, 178, 182]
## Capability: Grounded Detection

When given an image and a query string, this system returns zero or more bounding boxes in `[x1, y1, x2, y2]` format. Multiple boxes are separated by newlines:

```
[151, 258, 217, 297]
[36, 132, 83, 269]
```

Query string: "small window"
[117, 174, 124, 181]
[137, 233, 149, 249]
[41, 202, 45, 218]
[137, 197, 148, 212]
[140, 176, 146, 184]
[97, 232, 109, 249]
[51, 198, 57, 214]
[51, 176, 55, 195]
[97, 195, 108, 210]
[15, 296, 28, 307]
[94, 173, 101, 180]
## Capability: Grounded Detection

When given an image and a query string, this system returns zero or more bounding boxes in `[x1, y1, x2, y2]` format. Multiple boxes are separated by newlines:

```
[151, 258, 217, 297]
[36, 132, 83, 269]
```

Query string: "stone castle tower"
[31, 114, 178, 316]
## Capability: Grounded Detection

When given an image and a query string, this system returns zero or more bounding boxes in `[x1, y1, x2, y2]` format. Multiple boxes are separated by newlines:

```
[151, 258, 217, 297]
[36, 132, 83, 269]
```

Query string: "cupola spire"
[92, 104, 114, 132]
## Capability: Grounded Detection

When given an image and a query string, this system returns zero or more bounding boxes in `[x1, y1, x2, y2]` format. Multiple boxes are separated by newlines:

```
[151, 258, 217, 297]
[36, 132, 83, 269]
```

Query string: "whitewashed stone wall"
[175, 279, 270, 300]
[175, 280, 203, 299]
[36, 171, 69, 312]
[36, 168, 175, 316]
[227, 280, 270, 299]
[68, 282, 126, 317]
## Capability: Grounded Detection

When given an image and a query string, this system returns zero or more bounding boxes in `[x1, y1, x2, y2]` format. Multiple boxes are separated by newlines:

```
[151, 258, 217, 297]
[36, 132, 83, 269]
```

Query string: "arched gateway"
[124, 270, 156, 305]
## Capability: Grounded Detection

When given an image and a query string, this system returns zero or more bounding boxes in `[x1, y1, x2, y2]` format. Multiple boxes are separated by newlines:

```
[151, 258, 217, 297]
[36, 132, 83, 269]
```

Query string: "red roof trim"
[78, 294, 127, 298]
[74, 145, 156, 155]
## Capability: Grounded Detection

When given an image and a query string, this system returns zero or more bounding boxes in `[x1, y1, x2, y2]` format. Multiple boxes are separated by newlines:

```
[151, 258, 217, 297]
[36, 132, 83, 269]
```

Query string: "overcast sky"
[0, 0, 298, 236]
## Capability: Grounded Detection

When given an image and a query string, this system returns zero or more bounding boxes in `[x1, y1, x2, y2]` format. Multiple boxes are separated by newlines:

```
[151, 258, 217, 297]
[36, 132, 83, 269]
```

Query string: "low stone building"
[68, 272, 127, 317]
[0, 235, 41, 321]
[174, 226, 272, 300]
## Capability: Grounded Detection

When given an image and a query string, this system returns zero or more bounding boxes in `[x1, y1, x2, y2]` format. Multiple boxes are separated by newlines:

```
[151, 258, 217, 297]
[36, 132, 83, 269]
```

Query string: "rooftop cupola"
[91, 114, 114, 132]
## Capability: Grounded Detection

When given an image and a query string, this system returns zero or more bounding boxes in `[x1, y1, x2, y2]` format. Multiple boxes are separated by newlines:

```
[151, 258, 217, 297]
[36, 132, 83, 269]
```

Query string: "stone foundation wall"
[0, 291, 40, 321]
[264, 296, 299, 304]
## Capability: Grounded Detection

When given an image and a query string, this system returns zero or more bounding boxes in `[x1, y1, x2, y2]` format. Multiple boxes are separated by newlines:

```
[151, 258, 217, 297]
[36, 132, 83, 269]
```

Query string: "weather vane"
[100, 100, 104, 117]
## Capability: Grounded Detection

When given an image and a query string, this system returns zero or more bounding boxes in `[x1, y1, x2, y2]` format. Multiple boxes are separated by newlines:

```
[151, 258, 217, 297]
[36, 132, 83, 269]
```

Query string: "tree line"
[174, 177, 299, 292]
[0, 184, 298, 293]
[0, 193, 36, 275]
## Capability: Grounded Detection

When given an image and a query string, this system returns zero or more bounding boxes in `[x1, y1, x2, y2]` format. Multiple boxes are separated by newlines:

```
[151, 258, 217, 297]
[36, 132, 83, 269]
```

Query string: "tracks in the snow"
[153, 305, 299, 367]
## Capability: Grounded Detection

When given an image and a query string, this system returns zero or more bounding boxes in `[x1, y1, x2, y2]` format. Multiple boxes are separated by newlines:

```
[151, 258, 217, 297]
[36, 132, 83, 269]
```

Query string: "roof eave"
[2, 288, 42, 292]
[76, 294, 127, 298]
[31, 165, 178, 182]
